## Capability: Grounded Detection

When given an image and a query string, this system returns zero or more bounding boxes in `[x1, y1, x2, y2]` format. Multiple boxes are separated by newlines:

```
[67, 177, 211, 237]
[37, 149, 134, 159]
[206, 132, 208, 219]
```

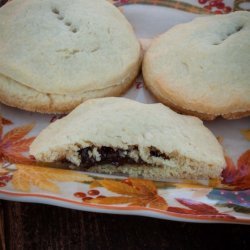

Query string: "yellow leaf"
[12, 171, 31, 192]
[32, 174, 60, 193]
[32, 167, 93, 182]
[89, 180, 102, 189]
[10, 164, 93, 193]
[87, 196, 138, 205]
[208, 178, 221, 188]
[241, 129, 250, 141]
[174, 183, 208, 189]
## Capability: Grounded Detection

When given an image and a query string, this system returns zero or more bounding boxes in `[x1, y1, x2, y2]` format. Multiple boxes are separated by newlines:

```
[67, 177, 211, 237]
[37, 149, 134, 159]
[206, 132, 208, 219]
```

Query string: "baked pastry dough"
[0, 0, 141, 113]
[30, 97, 226, 179]
[143, 11, 250, 120]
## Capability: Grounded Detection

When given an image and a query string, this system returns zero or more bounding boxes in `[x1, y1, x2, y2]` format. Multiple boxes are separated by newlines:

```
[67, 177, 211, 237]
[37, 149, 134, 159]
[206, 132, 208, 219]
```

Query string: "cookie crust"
[30, 97, 226, 179]
[143, 11, 250, 120]
[0, 0, 141, 112]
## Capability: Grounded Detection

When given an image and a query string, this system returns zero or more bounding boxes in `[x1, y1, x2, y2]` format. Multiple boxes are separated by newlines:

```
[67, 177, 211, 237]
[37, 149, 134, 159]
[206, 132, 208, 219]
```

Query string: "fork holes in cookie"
[71, 28, 78, 33]
[52, 7, 60, 15]
[57, 15, 64, 20]
[65, 21, 72, 26]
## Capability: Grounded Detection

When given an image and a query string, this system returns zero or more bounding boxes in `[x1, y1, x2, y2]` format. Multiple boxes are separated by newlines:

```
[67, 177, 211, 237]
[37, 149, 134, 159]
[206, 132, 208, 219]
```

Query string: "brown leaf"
[176, 198, 218, 214]
[2, 124, 34, 145]
[168, 206, 201, 215]
[0, 116, 13, 138]
[2, 117, 13, 125]
[168, 206, 235, 219]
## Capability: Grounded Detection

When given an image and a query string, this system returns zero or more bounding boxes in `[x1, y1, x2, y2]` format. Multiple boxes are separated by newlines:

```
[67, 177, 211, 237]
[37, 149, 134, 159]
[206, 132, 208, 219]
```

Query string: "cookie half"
[30, 97, 226, 179]
[143, 11, 250, 120]
[0, 0, 141, 113]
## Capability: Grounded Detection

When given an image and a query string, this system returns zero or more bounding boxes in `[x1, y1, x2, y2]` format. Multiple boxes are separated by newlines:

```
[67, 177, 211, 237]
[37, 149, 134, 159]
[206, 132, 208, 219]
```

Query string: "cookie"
[143, 11, 250, 120]
[0, 0, 141, 113]
[30, 97, 226, 179]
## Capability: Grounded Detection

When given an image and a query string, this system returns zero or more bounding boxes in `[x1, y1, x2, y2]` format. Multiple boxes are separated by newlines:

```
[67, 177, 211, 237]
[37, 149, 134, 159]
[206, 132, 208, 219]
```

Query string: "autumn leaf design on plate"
[0, 116, 35, 164]
[168, 198, 235, 219]
[1, 117, 13, 125]
[10, 164, 93, 193]
[85, 178, 168, 210]
[207, 151, 250, 214]
[222, 150, 250, 190]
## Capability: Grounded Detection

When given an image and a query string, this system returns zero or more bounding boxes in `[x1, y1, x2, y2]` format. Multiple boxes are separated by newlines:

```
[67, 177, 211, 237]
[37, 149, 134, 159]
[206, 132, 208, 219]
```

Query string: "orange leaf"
[87, 196, 138, 205]
[130, 178, 157, 196]
[98, 179, 141, 196]
[2, 124, 34, 145]
[0, 121, 36, 164]
[89, 178, 167, 210]
[128, 199, 149, 207]
[149, 196, 168, 210]
[3, 153, 35, 164]
[10, 137, 36, 152]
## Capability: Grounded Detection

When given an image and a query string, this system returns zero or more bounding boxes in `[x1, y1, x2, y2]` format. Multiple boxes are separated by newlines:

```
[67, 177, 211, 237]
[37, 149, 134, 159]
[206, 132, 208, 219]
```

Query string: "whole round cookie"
[143, 11, 250, 120]
[0, 0, 141, 113]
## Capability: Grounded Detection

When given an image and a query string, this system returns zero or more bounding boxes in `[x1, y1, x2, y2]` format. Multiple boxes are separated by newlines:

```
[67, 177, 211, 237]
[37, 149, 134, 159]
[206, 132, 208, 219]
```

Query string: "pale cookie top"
[143, 11, 250, 115]
[0, 0, 140, 94]
[30, 97, 225, 168]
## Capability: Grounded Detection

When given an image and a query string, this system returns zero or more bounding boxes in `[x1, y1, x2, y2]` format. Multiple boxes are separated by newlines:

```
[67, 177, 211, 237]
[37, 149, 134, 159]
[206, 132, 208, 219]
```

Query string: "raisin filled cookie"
[0, 0, 141, 113]
[143, 11, 250, 120]
[30, 97, 226, 180]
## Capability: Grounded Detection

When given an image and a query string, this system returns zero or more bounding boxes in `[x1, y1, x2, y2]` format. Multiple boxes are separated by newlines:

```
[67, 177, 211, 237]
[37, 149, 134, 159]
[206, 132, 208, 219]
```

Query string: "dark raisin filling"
[78, 146, 169, 169]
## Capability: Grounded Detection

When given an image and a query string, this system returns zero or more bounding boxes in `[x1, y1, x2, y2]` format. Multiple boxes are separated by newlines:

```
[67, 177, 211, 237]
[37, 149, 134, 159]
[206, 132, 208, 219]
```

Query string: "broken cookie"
[30, 98, 226, 179]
